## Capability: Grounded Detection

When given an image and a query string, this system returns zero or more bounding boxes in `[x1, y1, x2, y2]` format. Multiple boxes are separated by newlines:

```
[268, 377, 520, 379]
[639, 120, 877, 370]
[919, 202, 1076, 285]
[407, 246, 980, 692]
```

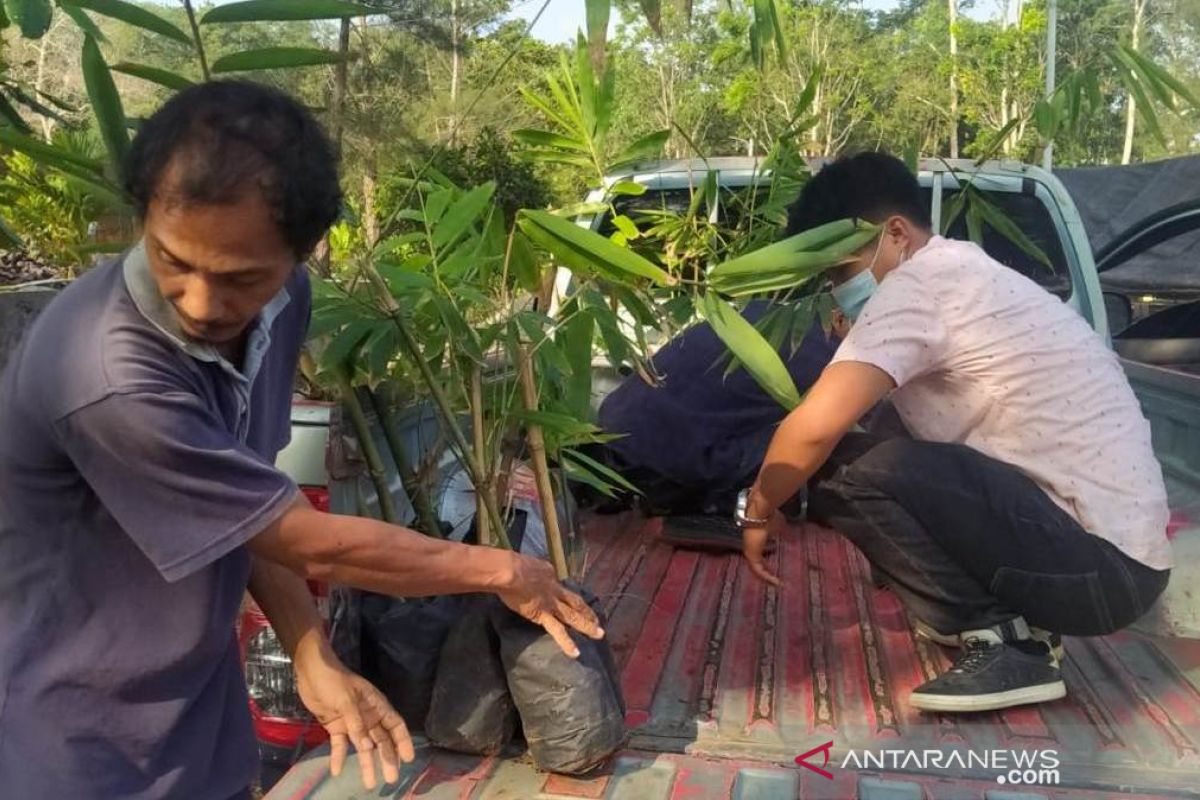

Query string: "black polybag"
[425, 596, 519, 755]
[491, 585, 627, 775]
[360, 593, 463, 731]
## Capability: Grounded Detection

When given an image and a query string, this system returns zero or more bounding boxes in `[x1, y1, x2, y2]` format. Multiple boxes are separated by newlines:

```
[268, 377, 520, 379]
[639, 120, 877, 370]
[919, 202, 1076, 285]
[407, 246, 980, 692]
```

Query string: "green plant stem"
[336, 372, 399, 525]
[180, 0, 210, 81]
[469, 364, 495, 547]
[367, 387, 443, 538]
[517, 341, 570, 581]
[361, 262, 512, 549]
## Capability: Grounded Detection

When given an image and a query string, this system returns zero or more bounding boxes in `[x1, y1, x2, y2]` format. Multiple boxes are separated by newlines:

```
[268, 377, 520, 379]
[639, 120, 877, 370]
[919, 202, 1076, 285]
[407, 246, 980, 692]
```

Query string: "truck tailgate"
[266, 513, 1200, 799]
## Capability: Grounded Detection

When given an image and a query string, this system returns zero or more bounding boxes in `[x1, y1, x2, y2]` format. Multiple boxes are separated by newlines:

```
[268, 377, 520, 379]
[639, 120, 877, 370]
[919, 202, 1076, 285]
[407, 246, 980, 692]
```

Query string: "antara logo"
[795, 740, 835, 779]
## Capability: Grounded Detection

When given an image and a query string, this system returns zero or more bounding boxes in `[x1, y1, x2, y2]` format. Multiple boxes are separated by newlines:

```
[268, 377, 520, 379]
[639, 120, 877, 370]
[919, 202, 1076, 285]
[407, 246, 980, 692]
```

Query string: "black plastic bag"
[425, 596, 518, 755]
[360, 593, 463, 731]
[491, 586, 627, 775]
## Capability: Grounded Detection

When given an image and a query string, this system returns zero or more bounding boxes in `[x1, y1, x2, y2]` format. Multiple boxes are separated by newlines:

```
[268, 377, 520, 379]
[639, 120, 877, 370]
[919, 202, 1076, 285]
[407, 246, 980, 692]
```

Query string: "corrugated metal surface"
[267, 514, 1200, 799]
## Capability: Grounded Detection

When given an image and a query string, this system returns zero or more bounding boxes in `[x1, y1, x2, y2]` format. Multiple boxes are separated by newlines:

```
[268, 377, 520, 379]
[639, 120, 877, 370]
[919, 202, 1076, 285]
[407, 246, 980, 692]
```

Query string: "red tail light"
[300, 485, 330, 513]
[238, 602, 330, 751]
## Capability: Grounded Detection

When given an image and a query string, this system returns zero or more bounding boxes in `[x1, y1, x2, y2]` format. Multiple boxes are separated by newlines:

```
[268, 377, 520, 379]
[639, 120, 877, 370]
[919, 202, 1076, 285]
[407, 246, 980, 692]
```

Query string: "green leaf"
[202, 0, 374, 24]
[508, 231, 542, 292]
[610, 214, 639, 240]
[512, 128, 589, 152]
[63, 0, 191, 44]
[517, 209, 674, 287]
[212, 47, 346, 73]
[792, 66, 822, 121]
[82, 36, 130, 170]
[608, 180, 646, 196]
[637, 0, 662, 37]
[559, 309, 595, 417]
[320, 319, 374, 371]
[975, 116, 1022, 165]
[585, 293, 630, 367]
[564, 448, 641, 495]
[1120, 45, 1200, 109]
[365, 325, 398, 383]
[611, 129, 670, 168]
[61, 5, 106, 42]
[966, 188, 1052, 269]
[1113, 46, 1174, 111]
[940, 189, 967, 236]
[965, 200, 983, 246]
[551, 201, 610, 218]
[698, 292, 801, 410]
[518, 149, 595, 169]
[0, 91, 32, 133]
[515, 409, 599, 437]
[111, 62, 194, 91]
[0, 2, 8, 28]
[432, 182, 495, 251]
[0, 214, 25, 249]
[378, 263, 434, 295]
[4, 0, 51, 38]
[1113, 53, 1166, 147]
[431, 295, 484, 364]
[585, 0, 609, 74]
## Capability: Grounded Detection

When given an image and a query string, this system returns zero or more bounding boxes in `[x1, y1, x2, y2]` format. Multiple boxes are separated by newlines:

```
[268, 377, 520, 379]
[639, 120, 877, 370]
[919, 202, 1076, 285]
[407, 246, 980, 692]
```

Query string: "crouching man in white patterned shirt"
[737, 152, 1172, 713]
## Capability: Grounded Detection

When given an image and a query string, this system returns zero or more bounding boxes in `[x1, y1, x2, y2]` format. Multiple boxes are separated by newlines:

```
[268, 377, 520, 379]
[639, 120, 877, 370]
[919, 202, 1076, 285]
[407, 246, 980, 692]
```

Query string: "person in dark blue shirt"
[0, 81, 601, 800]
[586, 301, 838, 547]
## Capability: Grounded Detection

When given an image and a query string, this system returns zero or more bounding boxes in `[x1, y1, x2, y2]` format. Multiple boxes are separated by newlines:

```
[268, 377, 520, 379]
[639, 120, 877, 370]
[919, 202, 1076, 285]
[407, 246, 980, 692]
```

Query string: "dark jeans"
[808, 434, 1171, 637]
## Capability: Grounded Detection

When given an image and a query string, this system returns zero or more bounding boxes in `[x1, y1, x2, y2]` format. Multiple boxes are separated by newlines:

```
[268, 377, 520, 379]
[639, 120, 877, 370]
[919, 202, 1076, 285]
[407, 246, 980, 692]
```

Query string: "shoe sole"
[910, 680, 1067, 713]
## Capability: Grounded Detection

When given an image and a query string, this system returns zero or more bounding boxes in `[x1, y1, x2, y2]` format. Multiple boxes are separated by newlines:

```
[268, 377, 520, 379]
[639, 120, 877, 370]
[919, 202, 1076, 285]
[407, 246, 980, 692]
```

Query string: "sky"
[507, 0, 589, 44]
[505, 0, 1006, 43]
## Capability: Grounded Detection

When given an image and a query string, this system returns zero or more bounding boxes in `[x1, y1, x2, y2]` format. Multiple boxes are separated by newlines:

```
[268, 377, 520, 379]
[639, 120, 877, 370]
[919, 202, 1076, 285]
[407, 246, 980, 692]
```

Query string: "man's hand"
[496, 553, 604, 658]
[294, 639, 415, 790]
[742, 522, 780, 587]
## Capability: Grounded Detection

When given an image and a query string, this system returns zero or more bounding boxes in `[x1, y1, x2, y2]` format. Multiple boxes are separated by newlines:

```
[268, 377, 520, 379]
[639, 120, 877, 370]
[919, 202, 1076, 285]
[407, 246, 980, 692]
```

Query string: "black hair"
[124, 80, 342, 257]
[785, 151, 932, 236]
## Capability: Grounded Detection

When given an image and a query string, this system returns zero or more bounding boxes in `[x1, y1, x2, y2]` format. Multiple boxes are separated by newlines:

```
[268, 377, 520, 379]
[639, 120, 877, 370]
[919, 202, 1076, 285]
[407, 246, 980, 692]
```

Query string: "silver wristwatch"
[734, 488, 772, 528]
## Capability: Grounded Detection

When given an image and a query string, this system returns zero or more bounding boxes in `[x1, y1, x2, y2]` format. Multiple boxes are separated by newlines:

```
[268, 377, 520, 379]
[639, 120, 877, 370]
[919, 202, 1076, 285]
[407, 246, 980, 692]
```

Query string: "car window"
[597, 189, 697, 235]
[930, 188, 1072, 299]
[594, 183, 1073, 300]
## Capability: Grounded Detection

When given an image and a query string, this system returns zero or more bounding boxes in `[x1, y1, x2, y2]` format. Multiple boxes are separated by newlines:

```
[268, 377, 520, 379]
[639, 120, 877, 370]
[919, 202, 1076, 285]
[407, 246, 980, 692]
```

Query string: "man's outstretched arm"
[742, 360, 895, 585]
[247, 499, 602, 658]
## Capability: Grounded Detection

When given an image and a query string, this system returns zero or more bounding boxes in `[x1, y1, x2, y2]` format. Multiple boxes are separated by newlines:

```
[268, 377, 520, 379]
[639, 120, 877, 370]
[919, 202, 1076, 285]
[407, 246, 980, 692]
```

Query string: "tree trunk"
[948, 0, 960, 158]
[331, 17, 352, 151]
[450, 0, 461, 142]
[362, 152, 380, 249]
[1121, 0, 1147, 164]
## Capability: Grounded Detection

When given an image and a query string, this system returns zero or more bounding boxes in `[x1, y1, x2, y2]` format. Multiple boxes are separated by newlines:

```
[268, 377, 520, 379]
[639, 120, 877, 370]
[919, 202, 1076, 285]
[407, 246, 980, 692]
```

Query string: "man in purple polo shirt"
[0, 81, 600, 798]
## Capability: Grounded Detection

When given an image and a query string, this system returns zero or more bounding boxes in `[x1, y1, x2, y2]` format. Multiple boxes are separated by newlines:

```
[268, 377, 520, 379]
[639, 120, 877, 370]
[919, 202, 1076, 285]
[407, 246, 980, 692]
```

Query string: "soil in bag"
[360, 593, 463, 731]
[491, 584, 627, 775]
[425, 595, 519, 755]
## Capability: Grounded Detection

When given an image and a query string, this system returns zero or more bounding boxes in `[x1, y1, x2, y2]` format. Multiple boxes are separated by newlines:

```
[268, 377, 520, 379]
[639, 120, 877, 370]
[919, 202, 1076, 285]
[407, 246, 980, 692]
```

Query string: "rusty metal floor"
[267, 512, 1200, 800]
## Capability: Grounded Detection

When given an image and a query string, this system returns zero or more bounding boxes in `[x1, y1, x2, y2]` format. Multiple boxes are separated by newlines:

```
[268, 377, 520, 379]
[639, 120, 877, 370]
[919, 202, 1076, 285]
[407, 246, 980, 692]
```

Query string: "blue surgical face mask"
[831, 236, 885, 322]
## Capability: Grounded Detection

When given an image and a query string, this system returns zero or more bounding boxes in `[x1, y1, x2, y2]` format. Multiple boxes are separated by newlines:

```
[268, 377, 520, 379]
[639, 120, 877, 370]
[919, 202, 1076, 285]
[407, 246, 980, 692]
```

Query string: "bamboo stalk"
[336, 373, 399, 524]
[367, 388, 443, 538]
[517, 342, 569, 581]
[469, 364, 493, 547]
[361, 262, 512, 549]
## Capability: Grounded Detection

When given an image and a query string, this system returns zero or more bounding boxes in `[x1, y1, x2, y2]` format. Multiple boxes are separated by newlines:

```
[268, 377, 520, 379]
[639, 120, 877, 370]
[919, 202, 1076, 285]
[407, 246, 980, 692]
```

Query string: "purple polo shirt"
[0, 244, 308, 798]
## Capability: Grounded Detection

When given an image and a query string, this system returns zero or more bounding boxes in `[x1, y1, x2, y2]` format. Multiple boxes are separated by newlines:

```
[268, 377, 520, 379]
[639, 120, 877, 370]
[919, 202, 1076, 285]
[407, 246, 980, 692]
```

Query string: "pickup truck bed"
[266, 510, 1200, 799]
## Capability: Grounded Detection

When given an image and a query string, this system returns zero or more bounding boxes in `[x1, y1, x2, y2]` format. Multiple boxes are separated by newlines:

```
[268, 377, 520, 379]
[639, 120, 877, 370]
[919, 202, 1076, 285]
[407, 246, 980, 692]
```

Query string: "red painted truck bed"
[266, 512, 1200, 799]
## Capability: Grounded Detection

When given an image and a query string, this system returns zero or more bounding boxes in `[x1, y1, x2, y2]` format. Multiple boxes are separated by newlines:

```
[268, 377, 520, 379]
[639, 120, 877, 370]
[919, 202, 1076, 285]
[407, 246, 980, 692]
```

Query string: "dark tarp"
[1056, 156, 1200, 291]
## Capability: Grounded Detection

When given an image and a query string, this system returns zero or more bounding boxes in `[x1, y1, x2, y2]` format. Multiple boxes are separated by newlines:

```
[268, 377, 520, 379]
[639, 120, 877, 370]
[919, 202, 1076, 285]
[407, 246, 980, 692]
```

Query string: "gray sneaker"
[909, 628, 1066, 713]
